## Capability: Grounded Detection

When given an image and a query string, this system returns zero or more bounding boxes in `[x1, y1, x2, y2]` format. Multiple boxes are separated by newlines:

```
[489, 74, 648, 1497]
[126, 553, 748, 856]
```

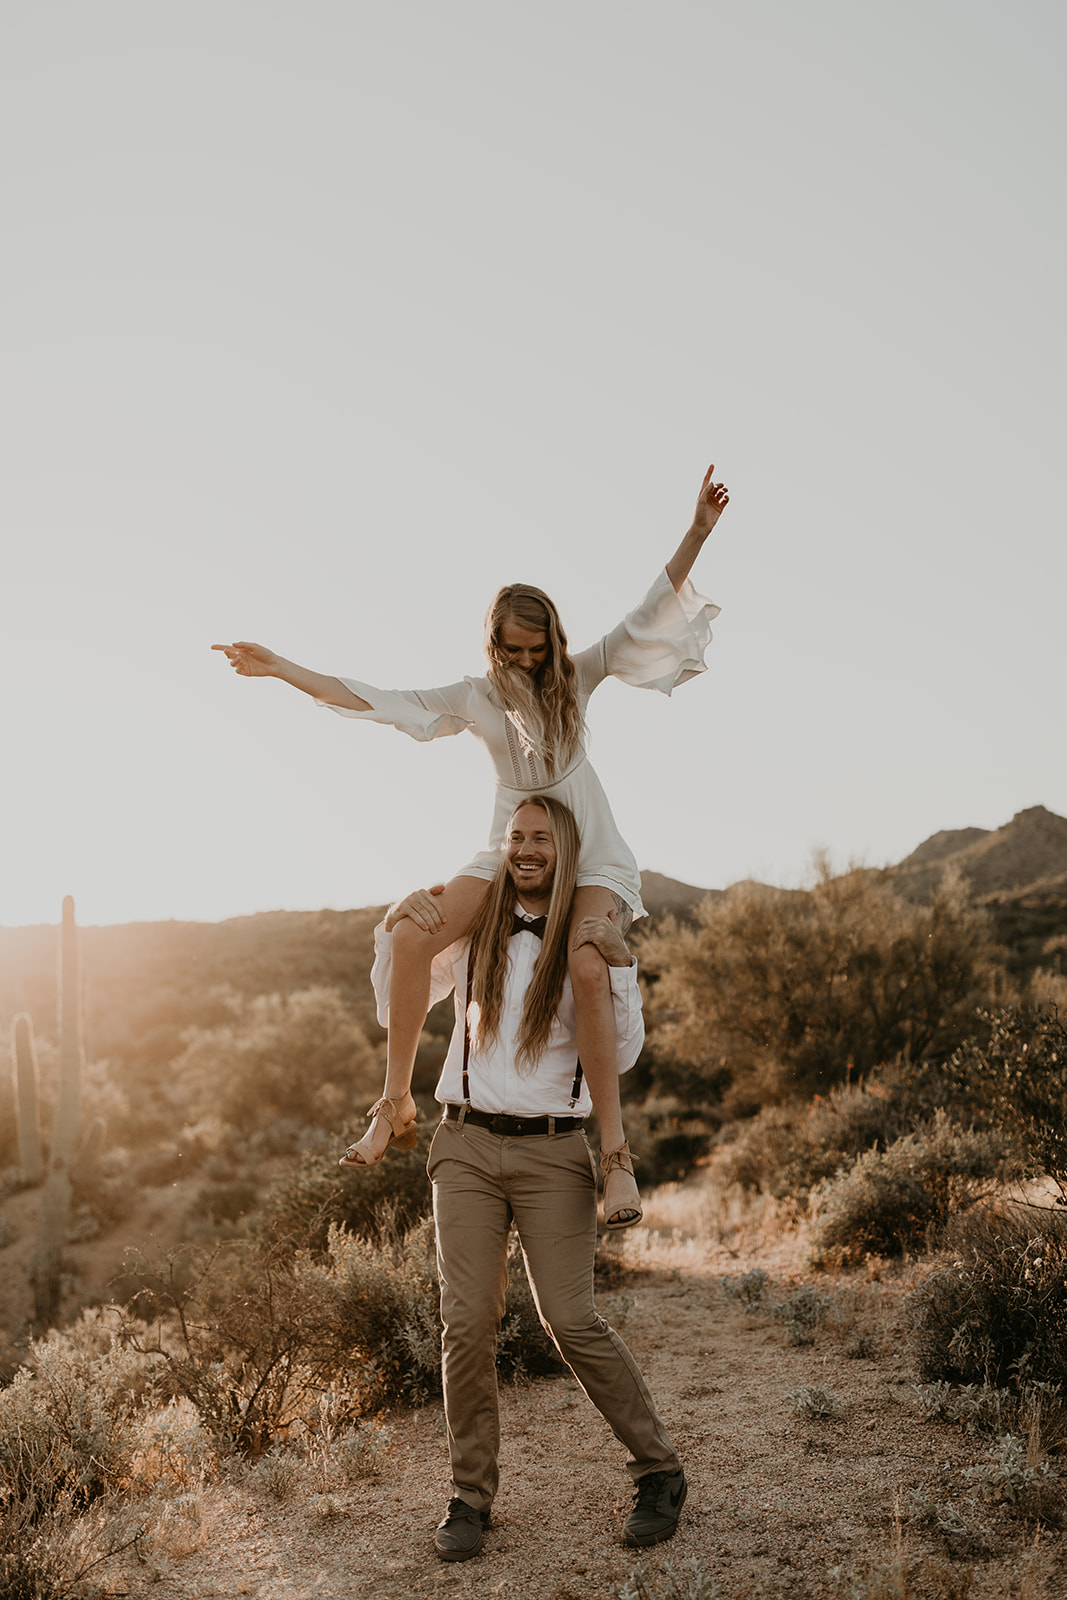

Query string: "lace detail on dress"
[503, 719, 549, 791]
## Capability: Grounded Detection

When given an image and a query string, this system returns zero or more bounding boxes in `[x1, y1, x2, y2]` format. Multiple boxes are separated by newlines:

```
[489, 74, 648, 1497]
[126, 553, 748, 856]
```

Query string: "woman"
[214, 463, 730, 1227]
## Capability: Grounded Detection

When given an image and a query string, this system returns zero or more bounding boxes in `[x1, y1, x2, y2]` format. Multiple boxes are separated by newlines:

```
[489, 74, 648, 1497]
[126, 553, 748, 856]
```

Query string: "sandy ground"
[88, 1179, 1065, 1600]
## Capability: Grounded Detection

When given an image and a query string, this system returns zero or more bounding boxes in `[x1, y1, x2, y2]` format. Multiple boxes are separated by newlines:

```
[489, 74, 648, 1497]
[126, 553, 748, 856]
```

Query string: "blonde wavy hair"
[467, 795, 581, 1071]
[484, 584, 585, 774]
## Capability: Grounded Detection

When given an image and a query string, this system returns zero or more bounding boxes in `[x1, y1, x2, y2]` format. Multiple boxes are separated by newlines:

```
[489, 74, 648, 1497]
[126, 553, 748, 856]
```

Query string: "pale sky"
[2, 1, 1064, 929]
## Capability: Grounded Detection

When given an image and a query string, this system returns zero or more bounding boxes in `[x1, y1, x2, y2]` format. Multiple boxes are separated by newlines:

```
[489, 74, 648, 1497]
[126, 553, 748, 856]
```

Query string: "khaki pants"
[427, 1116, 681, 1512]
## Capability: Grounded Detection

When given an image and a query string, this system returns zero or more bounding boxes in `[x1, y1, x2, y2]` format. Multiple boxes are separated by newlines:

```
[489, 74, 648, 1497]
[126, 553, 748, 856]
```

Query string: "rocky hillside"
[891, 805, 1067, 977]
[637, 869, 720, 921]
[893, 804, 1067, 901]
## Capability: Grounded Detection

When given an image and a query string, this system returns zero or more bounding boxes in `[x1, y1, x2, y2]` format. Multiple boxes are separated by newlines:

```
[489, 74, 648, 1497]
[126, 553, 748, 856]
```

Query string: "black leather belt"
[443, 1104, 584, 1137]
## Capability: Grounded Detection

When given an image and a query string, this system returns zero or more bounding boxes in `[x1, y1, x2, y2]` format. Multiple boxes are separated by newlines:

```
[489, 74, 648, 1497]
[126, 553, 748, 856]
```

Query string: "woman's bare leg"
[568, 885, 641, 1225]
[344, 875, 489, 1165]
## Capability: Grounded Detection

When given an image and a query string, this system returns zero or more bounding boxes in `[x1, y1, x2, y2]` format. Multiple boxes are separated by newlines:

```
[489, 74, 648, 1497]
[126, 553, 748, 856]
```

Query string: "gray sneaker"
[435, 1497, 490, 1561]
[623, 1468, 687, 1547]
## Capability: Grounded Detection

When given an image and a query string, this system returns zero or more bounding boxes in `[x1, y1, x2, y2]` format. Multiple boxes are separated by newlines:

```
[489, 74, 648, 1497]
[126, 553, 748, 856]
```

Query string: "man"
[370, 794, 686, 1561]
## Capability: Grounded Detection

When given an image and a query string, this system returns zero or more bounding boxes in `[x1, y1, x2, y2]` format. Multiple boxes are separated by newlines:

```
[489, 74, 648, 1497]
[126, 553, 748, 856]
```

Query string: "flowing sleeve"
[574, 569, 720, 697]
[317, 677, 476, 742]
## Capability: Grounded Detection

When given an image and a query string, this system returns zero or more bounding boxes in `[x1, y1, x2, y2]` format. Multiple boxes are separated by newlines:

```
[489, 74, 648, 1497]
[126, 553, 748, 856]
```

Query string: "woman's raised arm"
[211, 641, 372, 710]
[664, 463, 730, 593]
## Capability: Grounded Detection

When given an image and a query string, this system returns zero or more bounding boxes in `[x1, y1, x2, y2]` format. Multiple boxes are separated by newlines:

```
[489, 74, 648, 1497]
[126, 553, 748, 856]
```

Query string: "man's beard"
[508, 859, 554, 897]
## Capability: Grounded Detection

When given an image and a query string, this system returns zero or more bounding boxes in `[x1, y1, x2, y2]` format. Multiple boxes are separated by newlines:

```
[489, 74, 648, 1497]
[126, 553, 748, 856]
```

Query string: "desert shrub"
[170, 986, 381, 1132]
[289, 1218, 445, 1414]
[947, 1006, 1067, 1198]
[249, 1447, 303, 1501]
[619, 1096, 712, 1187]
[640, 865, 998, 1103]
[128, 1236, 371, 1456]
[189, 1179, 261, 1228]
[911, 1204, 1067, 1389]
[301, 1406, 394, 1486]
[68, 1149, 138, 1241]
[0, 1500, 142, 1600]
[963, 1433, 1062, 1522]
[722, 1267, 769, 1307]
[254, 1132, 434, 1256]
[812, 1112, 1009, 1264]
[722, 1053, 1007, 1199]
[787, 1384, 842, 1420]
[293, 1219, 561, 1411]
[721, 1072, 916, 1197]
[129, 1211, 560, 1454]
[913, 1378, 1067, 1462]
[614, 1559, 722, 1600]
[773, 1285, 834, 1345]
[0, 1308, 154, 1514]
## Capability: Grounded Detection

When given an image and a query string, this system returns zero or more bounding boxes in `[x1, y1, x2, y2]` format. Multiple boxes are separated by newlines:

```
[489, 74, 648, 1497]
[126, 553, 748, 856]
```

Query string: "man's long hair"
[484, 584, 585, 776]
[467, 795, 580, 1071]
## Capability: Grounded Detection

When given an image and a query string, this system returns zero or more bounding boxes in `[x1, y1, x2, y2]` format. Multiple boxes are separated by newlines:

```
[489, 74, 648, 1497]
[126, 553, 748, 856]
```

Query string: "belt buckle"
[489, 1113, 508, 1135]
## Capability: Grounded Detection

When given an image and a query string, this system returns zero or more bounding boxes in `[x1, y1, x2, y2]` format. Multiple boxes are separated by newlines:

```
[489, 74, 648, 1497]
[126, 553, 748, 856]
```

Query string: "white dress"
[325, 568, 719, 919]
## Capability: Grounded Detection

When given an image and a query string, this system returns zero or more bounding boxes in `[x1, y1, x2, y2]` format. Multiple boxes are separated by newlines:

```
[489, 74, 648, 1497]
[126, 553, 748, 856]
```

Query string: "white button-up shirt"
[370, 913, 644, 1117]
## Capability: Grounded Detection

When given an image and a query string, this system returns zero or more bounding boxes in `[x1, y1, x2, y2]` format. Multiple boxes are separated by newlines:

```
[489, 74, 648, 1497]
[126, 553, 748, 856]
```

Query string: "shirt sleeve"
[609, 959, 645, 1074]
[370, 923, 464, 1028]
[317, 678, 476, 742]
[573, 568, 720, 698]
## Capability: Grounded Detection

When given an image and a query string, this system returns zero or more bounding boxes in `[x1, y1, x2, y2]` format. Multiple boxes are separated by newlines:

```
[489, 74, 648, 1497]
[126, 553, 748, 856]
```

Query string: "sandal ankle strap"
[601, 1145, 638, 1177]
[366, 1096, 414, 1137]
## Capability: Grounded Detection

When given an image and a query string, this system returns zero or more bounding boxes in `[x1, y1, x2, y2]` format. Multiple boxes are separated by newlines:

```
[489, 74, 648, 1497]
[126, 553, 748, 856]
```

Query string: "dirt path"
[104, 1188, 1065, 1600]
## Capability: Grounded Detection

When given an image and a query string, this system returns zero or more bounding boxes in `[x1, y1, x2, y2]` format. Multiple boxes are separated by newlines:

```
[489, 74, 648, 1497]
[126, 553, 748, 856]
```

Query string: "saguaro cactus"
[32, 896, 84, 1324]
[12, 1014, 45, 1184]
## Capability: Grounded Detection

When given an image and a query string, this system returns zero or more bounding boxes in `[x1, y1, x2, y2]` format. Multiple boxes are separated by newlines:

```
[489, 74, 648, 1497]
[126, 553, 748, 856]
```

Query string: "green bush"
[640, 865, 998, 1103]
[616, 1096, 712, 1187]
[721, 1053, 1003, 1198]
[293, 1219, 562, 1412]
[170, 986, 381, 1132]
[128, 1235, 370, 1456]
[130, 1211, 561, 1454]
[720, 1071, 915, 1197]
[963, 1433, 1062, 1522]
[947, 1006, 1067, 1198]
[773, 1286, 834, 1345]
[189, 1179, 261, 1227]
[812, 1111, 1009, 1264]
[254, 1126, 434, 1256]
[911, 1204, 1067, 1389]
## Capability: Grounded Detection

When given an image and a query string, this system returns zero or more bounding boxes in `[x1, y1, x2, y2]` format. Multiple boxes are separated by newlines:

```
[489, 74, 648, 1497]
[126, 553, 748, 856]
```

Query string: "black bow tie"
[512, 914, 547, 939]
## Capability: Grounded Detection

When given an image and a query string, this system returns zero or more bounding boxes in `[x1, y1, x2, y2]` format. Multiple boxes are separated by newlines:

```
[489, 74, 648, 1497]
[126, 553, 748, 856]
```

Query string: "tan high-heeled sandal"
[339, 1095, 418, 1168]
[601, 1144, 642, 1230]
